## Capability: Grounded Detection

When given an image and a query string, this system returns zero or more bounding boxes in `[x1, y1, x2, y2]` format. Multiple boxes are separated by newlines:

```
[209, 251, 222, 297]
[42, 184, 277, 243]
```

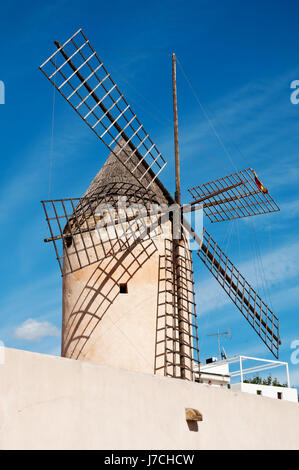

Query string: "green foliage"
[243, 375, 287, 387]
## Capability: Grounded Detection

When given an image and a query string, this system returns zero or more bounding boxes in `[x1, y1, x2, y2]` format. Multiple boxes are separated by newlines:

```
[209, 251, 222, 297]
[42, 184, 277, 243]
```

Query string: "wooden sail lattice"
[155, 239, 200, 379]
[42, 183, 161, 275]
[189, 168, 280, 223]
[198, 229, 280, 358]
[40, 29, 166, 190]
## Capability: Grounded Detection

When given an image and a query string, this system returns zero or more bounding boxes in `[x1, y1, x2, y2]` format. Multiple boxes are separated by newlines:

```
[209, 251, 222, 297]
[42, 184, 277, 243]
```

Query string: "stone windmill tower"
[41, 29, 281, 384]
[60, 143, 197, 379]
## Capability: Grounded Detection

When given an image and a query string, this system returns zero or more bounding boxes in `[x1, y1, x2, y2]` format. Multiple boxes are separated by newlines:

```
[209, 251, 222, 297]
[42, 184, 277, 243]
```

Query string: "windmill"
[40, 29, 280, 382]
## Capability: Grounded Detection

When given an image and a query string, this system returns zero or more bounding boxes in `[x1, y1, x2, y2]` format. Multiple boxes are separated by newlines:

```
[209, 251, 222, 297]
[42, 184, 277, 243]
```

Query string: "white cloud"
[14, 319, 60, 342]
[263, 156, 299, 192]
[279, 199, 299, 220]
[198, 277, 228, 315]
[47, 345, 61, 356]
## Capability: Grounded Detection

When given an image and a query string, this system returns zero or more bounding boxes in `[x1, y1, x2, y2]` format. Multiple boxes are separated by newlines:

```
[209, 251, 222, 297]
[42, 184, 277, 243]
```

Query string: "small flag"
[251, 169, 268, 194]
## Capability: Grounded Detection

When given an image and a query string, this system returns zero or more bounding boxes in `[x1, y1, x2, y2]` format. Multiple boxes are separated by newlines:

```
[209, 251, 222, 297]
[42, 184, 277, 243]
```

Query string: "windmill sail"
[42, 183, 162, 276]
[197, 228, 280, 358]
[188, 168, 279, 223]
[40, 29, 167, 190]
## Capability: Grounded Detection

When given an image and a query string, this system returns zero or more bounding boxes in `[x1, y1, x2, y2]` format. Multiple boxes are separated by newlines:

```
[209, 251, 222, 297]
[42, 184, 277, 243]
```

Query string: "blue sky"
[0, 0, 299, 388]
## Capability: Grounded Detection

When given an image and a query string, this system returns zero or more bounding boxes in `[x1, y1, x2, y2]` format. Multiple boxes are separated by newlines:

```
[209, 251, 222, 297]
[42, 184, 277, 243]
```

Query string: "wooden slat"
[188, 168, 280, 222]
[40, 29, 167, 190]
[197, 228, 280, 358]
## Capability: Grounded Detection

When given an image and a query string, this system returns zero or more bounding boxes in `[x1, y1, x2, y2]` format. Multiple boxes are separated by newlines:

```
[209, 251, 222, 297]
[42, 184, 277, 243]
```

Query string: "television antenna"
[207, 328, 232, 360]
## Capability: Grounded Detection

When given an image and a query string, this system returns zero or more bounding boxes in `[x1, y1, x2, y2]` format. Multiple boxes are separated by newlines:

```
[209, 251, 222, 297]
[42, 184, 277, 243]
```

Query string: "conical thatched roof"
[64, 140, 174, 237]
[84, 139, 173, 206]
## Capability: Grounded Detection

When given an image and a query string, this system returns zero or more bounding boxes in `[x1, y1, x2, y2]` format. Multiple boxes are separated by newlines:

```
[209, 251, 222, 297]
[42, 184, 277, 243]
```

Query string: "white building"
[196, 357, 230, 388]
[231, 382, 298, 402]
[197, 355, 298, 403]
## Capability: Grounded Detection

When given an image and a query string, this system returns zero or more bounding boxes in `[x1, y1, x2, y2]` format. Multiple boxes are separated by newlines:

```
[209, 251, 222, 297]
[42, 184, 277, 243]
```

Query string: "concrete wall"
[0, 347, 298, 450]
